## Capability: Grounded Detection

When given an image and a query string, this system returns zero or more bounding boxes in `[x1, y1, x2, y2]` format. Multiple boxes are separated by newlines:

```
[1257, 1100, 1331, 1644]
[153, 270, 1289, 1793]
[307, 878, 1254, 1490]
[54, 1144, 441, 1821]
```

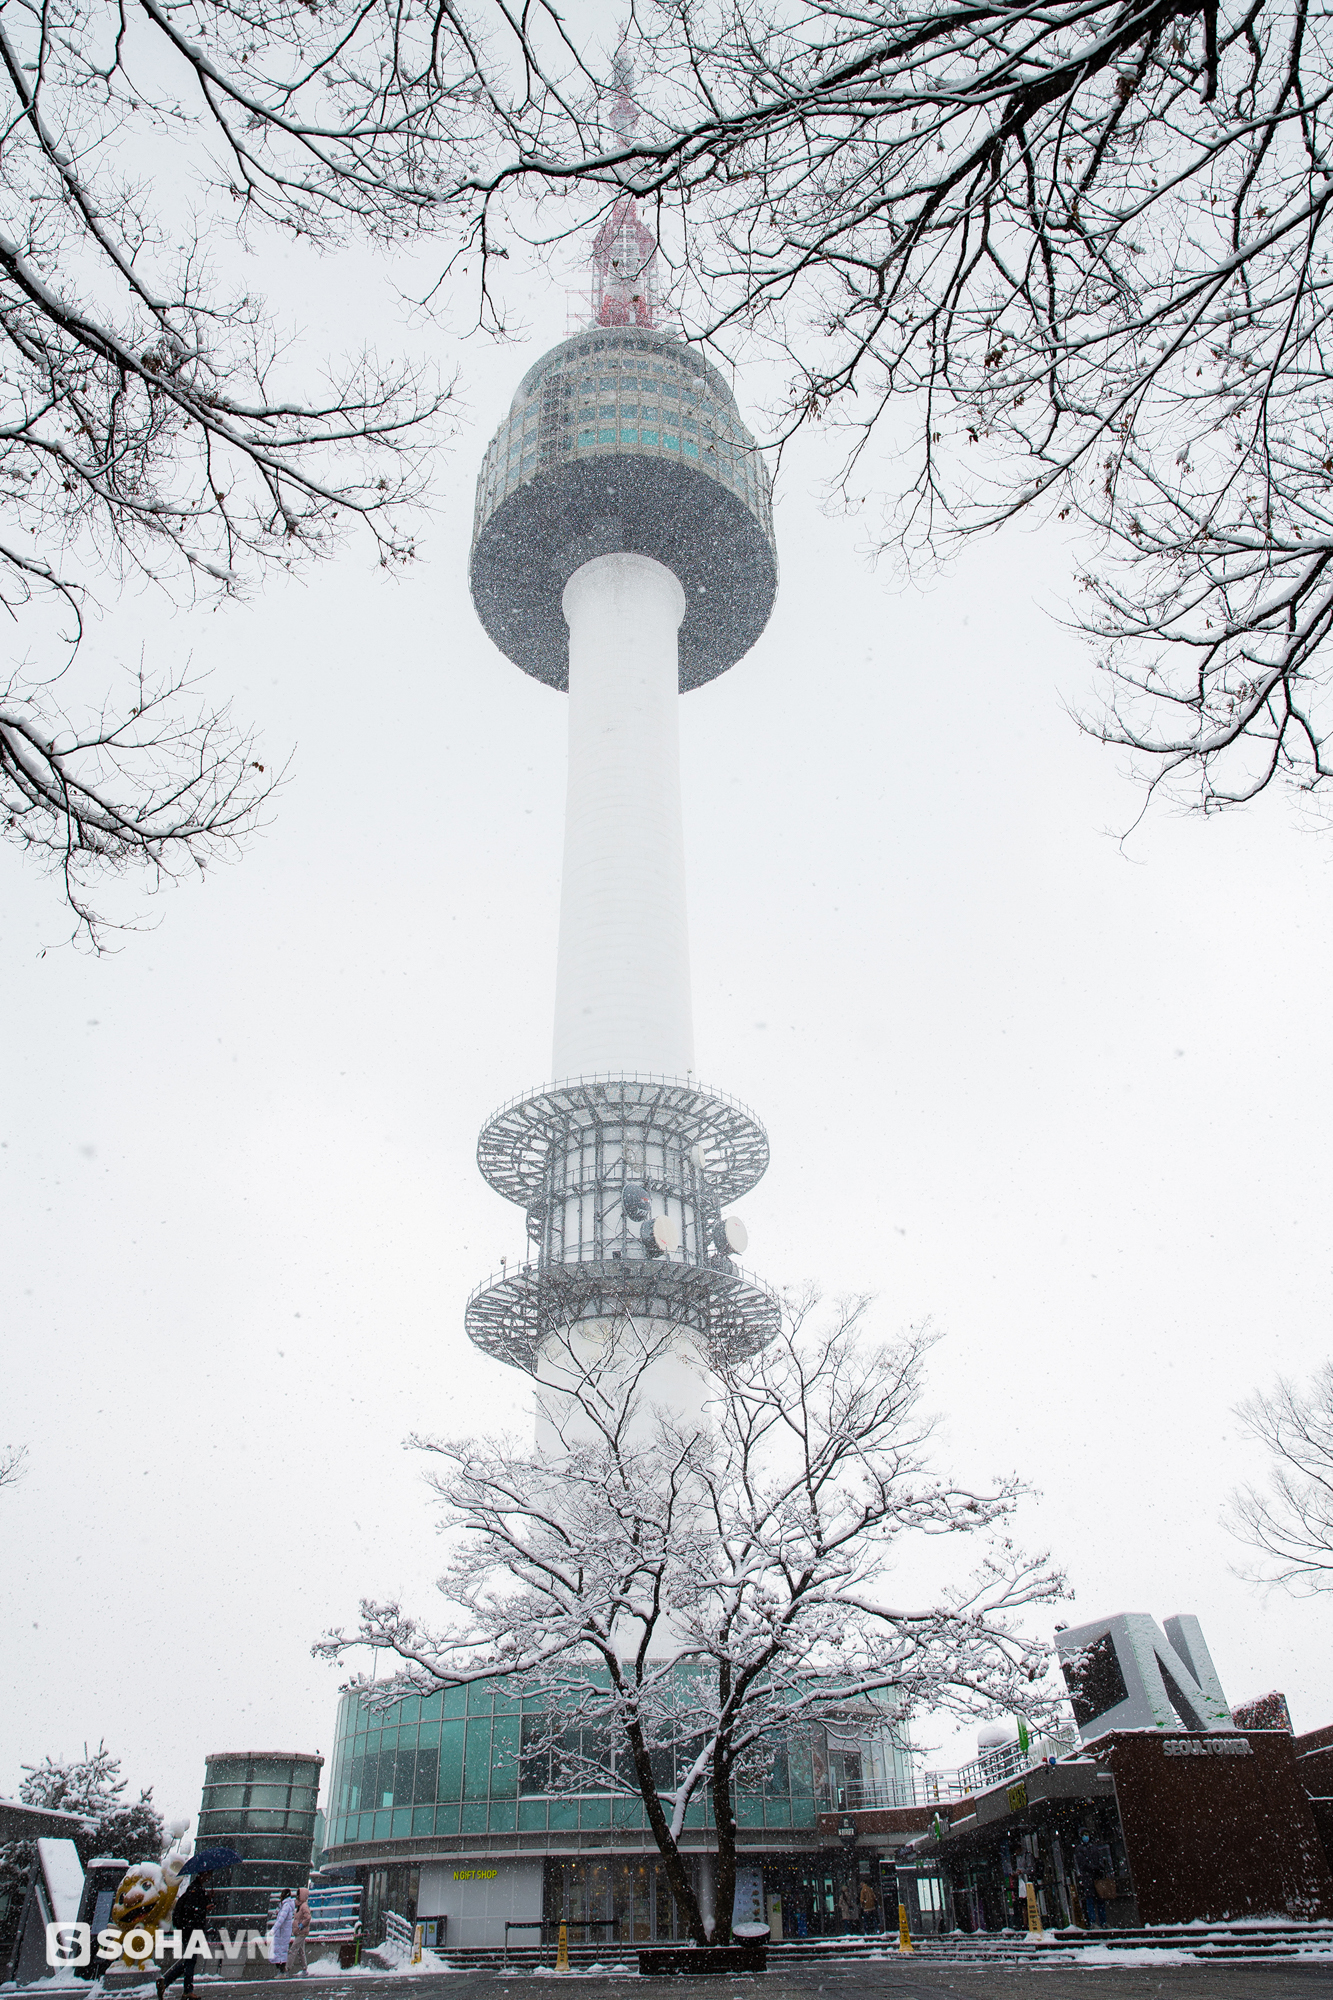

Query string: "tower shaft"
[553, 554, 694, 1082]
[466, 323, 779, 1397]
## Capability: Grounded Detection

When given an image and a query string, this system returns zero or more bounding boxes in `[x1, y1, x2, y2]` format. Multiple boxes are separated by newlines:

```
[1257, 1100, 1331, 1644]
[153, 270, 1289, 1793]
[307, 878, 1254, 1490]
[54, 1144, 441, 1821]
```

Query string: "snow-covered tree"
[319, 1295, 1065, 1944]
[16, 1743, 164, 1866]
[0, 0, 505, 939]
[1226, 1361, 1333, 1595]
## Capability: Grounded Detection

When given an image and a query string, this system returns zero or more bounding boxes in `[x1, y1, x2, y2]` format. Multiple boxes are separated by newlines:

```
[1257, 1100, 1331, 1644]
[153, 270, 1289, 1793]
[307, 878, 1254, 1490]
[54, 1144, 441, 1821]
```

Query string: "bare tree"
[318, 1296, 1064, 1945]
[1226, 1361, 1333, 1594]
[0, 0, 585, 940]
[0, 1443, 27, 1490]
[442, 0, 1333, 822]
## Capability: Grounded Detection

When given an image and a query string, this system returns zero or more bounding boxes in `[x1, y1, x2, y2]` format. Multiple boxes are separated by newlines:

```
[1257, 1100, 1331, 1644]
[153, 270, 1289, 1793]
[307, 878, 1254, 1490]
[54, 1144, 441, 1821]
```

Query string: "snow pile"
[304, 1950, 455, 1977]
[1067, 1946, 1198, 1968]
[532, 1963, 636, 1978]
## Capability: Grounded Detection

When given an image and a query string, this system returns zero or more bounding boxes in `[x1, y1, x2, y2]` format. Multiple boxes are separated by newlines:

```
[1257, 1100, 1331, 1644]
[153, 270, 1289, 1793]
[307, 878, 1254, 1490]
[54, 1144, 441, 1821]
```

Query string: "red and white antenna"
[590, 41, 657, 329]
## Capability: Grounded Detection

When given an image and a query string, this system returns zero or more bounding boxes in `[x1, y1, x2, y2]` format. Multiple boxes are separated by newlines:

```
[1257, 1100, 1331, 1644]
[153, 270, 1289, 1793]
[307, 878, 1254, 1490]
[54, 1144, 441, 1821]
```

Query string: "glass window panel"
[463, 1719, 492, 1799]
[413, 1745, 439, 1804]
[438, 1722, 464, 1800]
[461, 1802, 489, 1835]
[490, 1715, 519, 1797]
[465, 1683, 493, 1716]
[394, 1748, 416, 1802]
[520, 1715, 550, 1794]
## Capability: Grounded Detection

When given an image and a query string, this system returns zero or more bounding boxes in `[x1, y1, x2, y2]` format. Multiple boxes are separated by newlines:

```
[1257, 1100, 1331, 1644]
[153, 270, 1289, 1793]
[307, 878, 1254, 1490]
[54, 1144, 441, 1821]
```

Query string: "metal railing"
[824, 1729, 1078, 1813]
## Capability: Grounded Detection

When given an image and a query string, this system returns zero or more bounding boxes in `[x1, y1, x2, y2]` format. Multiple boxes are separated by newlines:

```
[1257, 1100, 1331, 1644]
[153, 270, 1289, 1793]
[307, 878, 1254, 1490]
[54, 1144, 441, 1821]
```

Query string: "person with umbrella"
[156, 1849, 242, 1999]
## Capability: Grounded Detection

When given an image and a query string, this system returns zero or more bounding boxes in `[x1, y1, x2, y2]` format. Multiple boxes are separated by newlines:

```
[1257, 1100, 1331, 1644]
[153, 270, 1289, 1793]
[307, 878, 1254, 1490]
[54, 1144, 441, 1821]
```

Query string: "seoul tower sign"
[465, 149, 780, 1427]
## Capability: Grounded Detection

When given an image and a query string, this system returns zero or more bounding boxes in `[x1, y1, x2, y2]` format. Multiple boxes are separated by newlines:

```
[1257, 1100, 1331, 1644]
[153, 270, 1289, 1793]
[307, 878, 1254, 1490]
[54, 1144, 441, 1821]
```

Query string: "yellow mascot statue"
[109, 1821, 193, 1974]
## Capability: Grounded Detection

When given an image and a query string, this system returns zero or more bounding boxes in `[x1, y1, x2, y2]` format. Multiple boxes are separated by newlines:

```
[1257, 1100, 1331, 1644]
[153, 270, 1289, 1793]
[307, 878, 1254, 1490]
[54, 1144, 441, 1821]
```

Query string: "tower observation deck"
[465, 194, 780, 1407]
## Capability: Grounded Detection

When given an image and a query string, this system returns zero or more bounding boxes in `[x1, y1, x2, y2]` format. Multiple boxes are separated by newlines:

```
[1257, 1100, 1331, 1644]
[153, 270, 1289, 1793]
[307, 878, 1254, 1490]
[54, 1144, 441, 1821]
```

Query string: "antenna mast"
[591, 43, 657, 328]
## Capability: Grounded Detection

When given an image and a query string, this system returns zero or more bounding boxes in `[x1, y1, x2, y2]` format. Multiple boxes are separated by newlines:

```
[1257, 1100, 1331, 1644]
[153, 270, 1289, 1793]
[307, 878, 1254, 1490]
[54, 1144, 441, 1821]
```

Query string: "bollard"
[556, 1921, 569, 1973]
[897, 1904, 914, 1954]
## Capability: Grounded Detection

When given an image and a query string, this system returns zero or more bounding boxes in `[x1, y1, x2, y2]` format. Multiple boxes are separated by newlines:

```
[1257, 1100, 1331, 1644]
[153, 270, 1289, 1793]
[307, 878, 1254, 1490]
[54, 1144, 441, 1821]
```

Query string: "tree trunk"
[709, 1755, 738, 1946]
[619, 1699, 710, 1945]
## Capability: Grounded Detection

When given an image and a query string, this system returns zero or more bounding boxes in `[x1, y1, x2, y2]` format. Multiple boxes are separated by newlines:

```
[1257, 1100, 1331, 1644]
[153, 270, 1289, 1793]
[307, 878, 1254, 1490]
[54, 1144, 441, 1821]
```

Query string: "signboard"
[1162, 1737, 1251, 1758]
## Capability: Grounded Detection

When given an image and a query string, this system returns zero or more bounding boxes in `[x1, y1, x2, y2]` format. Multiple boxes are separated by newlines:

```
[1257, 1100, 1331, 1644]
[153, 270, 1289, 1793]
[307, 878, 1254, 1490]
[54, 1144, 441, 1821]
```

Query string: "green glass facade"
[324, 1683, 822, 1854]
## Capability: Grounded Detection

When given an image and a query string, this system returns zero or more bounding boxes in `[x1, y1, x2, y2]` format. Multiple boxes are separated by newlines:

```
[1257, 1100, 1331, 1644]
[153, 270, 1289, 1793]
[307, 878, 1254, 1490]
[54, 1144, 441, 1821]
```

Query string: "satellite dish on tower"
[711, 1216, 748, 1256]
[641, 1215, 678, 1255]
[621, 1181, 652, 1221]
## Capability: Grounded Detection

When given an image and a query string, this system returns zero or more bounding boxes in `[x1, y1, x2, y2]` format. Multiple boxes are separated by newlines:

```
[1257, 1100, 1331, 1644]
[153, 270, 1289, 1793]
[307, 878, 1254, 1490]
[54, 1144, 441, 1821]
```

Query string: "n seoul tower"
[465, 61, 780, 1423]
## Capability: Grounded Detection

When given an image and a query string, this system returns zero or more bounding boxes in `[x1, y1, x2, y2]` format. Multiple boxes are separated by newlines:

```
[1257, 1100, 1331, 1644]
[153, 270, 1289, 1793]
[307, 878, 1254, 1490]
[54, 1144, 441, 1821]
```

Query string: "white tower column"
[552, 553, 694, 1082]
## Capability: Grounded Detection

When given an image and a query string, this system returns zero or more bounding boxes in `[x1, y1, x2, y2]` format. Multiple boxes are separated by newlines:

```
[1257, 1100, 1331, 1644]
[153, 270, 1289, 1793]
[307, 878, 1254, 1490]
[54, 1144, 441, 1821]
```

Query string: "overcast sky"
[4, 205, 1332, 1832]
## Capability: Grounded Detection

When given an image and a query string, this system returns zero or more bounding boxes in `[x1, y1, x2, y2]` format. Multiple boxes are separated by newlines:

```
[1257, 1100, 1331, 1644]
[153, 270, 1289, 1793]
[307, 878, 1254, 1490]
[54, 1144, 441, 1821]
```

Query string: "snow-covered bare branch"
[1226, 1360, 1333, 1594]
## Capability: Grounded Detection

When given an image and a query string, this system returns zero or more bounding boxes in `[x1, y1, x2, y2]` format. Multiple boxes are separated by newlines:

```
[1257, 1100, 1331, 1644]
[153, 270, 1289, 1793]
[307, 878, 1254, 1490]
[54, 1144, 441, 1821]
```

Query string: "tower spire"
[592, 40, 657, 328]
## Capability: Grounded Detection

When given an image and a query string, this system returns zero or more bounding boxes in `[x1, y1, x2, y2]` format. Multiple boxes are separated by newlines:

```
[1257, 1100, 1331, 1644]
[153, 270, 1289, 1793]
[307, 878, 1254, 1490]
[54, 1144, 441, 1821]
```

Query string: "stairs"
[425, 1923, 1333, 1971]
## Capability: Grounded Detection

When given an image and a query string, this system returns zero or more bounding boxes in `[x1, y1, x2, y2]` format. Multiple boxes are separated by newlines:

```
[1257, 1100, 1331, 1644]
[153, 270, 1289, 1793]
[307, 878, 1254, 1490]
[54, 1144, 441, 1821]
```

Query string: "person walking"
[858, 1879, 879, 1934]
[287, 1888, 312, 1976]
[836, 1883, 855, 1934]
[156, 1876, 209, 2000]
[1074, 1833, 1114, 1929]
[270, 1891, 296, 1975]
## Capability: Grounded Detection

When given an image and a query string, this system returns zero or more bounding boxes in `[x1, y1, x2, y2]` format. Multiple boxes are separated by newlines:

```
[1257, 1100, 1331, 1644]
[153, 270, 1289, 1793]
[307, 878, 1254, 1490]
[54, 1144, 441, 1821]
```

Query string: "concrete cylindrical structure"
[195, 1750, 323, 1937]
[552, 554, 692, 1082]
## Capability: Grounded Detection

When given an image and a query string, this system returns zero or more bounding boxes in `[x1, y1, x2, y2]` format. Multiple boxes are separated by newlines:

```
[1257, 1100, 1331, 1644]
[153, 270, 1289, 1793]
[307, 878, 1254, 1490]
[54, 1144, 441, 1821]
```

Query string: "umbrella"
[180, 1848, 243, 1876]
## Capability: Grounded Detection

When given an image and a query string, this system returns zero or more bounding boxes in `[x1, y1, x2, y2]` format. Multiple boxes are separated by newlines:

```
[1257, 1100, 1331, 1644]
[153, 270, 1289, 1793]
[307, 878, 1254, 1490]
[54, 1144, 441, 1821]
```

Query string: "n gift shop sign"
[452, 1868, 499, 1881]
